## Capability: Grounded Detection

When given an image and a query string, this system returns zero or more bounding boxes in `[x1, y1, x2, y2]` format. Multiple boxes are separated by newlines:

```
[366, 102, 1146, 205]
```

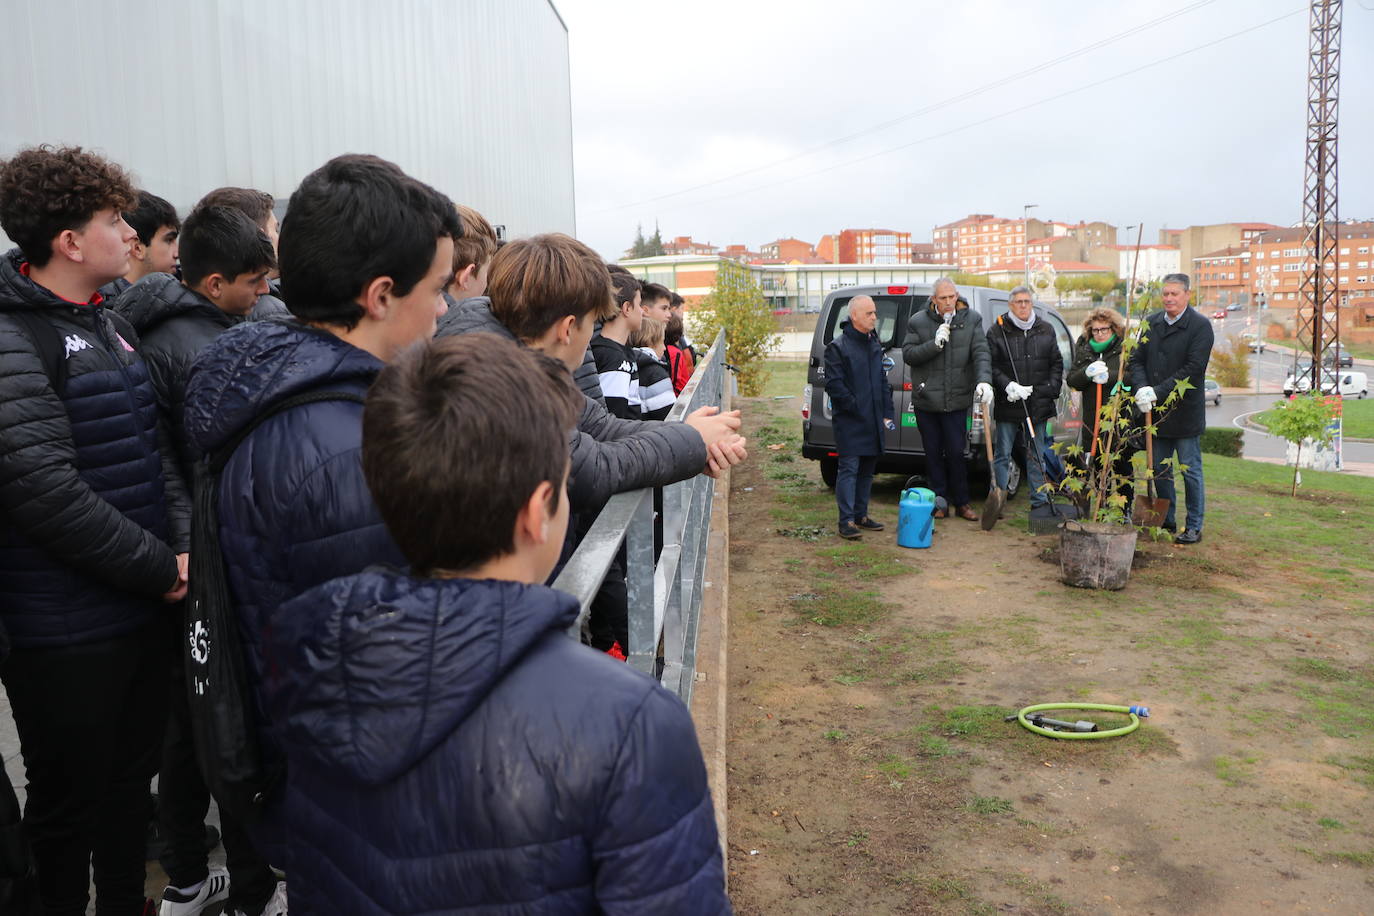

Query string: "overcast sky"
[554, 0, 1374, 261]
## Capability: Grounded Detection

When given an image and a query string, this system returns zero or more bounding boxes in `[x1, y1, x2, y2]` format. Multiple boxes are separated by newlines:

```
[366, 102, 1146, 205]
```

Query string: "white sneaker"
[159, 866, 230, 916]
[232, 880, 288, 916]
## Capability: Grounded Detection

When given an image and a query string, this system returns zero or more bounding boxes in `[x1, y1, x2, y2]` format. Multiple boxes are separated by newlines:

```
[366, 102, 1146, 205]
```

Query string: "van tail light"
[802, 384, 812, 420]
[887, 286, 908, 295]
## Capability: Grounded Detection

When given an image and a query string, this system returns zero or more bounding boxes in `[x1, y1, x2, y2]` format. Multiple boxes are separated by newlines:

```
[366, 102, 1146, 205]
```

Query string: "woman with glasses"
[1067, 308, 1138, 512]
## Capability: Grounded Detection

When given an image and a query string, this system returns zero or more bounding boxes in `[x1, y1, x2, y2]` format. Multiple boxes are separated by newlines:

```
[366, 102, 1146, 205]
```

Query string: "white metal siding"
[0, 0, 573, 244]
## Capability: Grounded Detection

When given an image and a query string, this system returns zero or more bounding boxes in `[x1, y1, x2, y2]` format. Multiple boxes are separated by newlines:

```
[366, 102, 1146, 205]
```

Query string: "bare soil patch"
[726, 378, 1374, 915]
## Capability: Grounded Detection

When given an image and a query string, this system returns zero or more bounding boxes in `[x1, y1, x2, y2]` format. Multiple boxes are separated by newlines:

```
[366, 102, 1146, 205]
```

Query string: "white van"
[1322, 370, 1368, 399]
[1285, 368, 1368, 398]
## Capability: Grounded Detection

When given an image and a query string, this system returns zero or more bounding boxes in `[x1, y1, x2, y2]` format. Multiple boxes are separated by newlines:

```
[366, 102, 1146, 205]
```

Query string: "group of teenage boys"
[0, 145, 737, 915]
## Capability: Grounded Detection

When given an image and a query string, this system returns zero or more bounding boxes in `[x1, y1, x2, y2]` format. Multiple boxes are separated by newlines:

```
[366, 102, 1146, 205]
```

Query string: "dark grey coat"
[902, 302, 991, 413]
[434, 297, 706, 513]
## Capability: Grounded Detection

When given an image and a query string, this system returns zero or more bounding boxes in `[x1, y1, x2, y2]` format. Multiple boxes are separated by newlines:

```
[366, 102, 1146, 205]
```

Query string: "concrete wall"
[0, 0, 574, 245]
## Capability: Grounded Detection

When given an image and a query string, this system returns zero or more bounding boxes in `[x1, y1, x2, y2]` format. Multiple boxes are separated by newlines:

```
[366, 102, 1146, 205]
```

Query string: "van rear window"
[825, 295, 925, 348]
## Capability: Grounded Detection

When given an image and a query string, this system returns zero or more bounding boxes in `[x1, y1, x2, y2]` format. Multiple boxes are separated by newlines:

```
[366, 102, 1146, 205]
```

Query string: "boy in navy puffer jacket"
[267, 334, 731, 915]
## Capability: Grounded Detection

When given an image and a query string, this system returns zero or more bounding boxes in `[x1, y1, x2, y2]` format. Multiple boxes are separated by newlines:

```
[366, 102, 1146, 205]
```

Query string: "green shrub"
[692, 260, 781, 396]
[1211, 336, 1252, 388]
[1200, 426, 1243, 458]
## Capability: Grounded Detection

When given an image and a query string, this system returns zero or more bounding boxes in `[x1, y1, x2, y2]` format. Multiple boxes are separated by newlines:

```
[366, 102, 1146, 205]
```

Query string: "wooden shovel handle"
[983, 403, 995, 465]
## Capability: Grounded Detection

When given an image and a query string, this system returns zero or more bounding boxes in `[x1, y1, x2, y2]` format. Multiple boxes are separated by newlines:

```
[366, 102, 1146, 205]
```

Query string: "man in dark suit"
[1129, 272, 1214, 544]
[824, 295, 896, 540]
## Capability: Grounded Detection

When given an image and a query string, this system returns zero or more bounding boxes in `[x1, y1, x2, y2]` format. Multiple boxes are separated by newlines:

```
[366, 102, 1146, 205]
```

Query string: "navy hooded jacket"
[182, 320, 404, 788]
[0, 250, 178, 647]
[267, 570, 731, 915]
[823, 321, 895, 457]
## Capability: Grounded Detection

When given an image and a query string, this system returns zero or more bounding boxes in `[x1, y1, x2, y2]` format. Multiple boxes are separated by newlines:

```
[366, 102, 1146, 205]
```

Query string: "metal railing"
[552, 330, 727, 703]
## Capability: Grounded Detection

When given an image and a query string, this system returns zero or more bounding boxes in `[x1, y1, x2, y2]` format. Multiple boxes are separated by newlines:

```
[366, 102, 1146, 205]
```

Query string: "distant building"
[1086, 244, 1181, 284]
[618, 254, 952, 311]
[1026, 236, 1082, 266]
[932, 214, 1115, 273]
[1193, 247, 1251, 309]
[1158, 222, 1281, 275]
[1248, 221, 1374, 325]
[759, 238, 815, 262]
[910, 241, 935, 263]
[718, 243, 760, 263]
[835, 228, 912, 265]
[662, 235, 718, 256]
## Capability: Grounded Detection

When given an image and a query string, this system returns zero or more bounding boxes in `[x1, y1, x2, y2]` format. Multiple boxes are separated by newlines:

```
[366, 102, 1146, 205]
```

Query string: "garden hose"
[1009, 703, 1150, 740]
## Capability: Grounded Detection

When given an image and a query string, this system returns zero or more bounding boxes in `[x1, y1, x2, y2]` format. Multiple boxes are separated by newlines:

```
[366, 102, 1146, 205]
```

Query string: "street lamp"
[1023, 203, 1038, 288]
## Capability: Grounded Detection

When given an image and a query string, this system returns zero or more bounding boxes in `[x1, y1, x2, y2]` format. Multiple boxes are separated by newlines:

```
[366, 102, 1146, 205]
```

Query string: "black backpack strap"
[9, 310, 68, 394]
[208, 390, 366, 473]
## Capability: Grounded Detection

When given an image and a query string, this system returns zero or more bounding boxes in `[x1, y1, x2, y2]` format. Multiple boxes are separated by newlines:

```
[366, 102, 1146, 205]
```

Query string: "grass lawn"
[728, 364, 1374, 914]
[1253, 396, 1374, 439]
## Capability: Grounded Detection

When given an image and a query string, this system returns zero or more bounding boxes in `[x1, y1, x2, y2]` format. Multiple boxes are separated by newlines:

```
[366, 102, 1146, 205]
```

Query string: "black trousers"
[914, 408, 971, 507]
[1, 625, 168, 916]
[588, 547, 628, 653]
[159, 625, 275, 911]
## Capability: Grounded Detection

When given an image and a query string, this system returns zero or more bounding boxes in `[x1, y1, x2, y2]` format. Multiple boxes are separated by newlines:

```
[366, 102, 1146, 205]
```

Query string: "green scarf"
[1089, 334, 1117, 354]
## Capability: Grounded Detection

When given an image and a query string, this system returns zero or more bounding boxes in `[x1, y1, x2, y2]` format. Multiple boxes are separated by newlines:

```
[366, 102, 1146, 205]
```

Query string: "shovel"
[1132, 408, 1170, 527]
[980, 405, 1004, 530]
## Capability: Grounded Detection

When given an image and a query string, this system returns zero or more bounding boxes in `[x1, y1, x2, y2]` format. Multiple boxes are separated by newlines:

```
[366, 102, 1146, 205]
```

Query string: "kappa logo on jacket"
[63, 334, 91, 358]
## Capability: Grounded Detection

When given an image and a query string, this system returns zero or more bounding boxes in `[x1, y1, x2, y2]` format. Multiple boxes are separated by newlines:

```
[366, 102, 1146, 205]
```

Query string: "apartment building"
[759, 237, 815, 262]
[932, 214, 1115, 273]
[1193, 246, 1251, 309]
[662, 235, 718, 256]
[1249, 221, 1374, 324]
[1159, 222, 1281, 274]
[1086, 244, 1181, 283]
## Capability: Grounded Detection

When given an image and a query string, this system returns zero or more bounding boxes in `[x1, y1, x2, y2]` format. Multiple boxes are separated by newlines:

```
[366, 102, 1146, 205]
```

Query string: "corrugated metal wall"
[0, 0, 574, 243]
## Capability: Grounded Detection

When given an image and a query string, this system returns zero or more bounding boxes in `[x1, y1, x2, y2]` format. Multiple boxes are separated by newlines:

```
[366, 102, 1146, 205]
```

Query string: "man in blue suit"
[824, 295, 895, 539]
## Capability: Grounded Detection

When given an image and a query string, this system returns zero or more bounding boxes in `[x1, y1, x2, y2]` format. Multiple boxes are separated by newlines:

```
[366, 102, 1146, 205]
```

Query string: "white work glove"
[1085, 360, 1109, 385]
[1135, 385, 1157, 412]
[975, 382, 994, 406]
[934, 323, 951, 348]
[1005, 382, 1032, 402]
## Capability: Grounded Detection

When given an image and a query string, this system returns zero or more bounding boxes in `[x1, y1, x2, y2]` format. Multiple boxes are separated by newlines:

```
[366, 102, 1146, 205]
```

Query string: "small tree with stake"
[692, 259, 780, 396]
[1265, 393, 1338, 496]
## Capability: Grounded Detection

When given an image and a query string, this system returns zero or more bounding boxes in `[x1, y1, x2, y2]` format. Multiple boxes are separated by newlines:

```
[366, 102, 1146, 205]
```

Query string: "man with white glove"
[901, 278, 992, 520]
[988, 286, 1064, 511]
[1126, 273, 1213, 544]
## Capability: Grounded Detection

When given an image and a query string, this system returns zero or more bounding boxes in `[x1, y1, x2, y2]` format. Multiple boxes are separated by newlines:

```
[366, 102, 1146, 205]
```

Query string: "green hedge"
[1200, 426, 1243, 458]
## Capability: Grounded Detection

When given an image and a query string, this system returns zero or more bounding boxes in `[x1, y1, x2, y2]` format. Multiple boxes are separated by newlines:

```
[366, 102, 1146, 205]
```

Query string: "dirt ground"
[725, 378, 1374, 915]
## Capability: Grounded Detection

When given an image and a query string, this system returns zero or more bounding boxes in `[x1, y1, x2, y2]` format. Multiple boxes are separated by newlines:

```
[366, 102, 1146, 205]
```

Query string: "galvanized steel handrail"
[553, 329, 726, 703]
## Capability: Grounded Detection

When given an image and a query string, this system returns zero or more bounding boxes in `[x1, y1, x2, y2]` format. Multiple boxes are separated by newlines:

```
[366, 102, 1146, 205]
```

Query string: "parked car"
[1241, 332, 1267, 353]
[1282, 361, 1313, 397]
[1211, 308, 1227, 320]
[1204, 378, 1222, 406]
[801, 283, 1079, 489]
[1226, 303, 1244, 311]
[1322, 345, 1354, 368]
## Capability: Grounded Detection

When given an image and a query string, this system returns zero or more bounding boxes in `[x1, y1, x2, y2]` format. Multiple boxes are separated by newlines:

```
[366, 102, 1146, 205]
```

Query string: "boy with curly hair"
[0, 145, 186, 913]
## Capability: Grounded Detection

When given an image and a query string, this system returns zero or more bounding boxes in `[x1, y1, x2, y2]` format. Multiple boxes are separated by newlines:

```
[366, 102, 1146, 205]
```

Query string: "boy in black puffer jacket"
[268, 334, 731, 915]
[116, 203, 281, 916]
[0, 145, 185, 915]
